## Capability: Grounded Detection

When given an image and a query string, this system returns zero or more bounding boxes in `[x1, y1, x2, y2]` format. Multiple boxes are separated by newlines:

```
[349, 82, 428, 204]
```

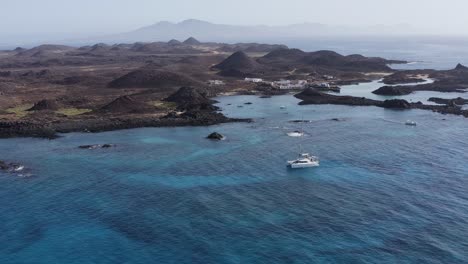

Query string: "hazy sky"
[2, 0, 468, 36]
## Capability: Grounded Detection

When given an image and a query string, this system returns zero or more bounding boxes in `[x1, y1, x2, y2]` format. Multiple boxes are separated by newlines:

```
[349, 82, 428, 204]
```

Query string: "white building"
[272, 80, 308, 90]
[208, 80, 225, 86]
[317, 82, 330, 88]
[244, 78, 263, 83]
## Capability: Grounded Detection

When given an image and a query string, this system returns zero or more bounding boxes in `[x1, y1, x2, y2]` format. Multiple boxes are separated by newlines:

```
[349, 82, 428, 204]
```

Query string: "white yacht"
[287, 131, 304, 137]
[286, 116, 319, 169]
[287, 153, 320, 169]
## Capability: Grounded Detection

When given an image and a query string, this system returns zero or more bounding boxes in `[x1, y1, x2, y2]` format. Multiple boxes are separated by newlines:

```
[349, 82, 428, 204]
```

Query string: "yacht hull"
[287, 161, 320, 169]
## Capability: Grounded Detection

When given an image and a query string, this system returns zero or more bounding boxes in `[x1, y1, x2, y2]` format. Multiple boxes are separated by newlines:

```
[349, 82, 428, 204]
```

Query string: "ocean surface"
[2, 42, 468, 263]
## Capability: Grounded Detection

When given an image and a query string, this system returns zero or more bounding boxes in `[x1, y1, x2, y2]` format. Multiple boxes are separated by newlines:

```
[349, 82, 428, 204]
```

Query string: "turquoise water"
[1, 91, 468, 263]
[335, 79, 468, 105]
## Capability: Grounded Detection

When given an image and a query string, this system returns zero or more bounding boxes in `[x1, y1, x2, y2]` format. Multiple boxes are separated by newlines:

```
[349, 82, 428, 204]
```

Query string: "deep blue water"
[2, 40, 468, 263]
[1, 89, 468, 263]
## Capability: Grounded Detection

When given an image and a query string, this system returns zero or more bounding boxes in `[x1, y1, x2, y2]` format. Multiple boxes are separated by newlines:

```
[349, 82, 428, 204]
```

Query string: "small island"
[0, 39, 466, 138]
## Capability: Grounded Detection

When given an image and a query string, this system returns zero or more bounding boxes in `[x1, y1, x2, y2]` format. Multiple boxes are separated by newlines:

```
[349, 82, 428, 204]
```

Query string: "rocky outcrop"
[0, 121, 58, 139]
[168, 39, 182, 45]
[27, 99, 60, 111]
[295, 88, 379, 106]
[207, 132, 225, 140]
[374, 81, 468, 96]
[182, 37, 201, 45]
[382, 71, 426, 85]
[296, 89, 412, 109]
[108, 65, 202, 90]
[213, 51, 262, 71]
[372, 86, 412, 96]
[381, 99, 412, 109]
[0, 160, 24, 172]
[428, 97, 468, 106]
[295, 88, 468, 118]
[455, 63, 468, 71]
[258, 48, 404, 72]
[164, 86, 217, 111]
[96, 96, 154, 114]
[79, 144, 115, 149]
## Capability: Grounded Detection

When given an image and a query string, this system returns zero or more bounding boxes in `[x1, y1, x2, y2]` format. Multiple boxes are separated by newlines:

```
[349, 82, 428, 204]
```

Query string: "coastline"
[0, 114, 250, 139]
[1, 41, 467, 139]
[1, 85, 466, 139]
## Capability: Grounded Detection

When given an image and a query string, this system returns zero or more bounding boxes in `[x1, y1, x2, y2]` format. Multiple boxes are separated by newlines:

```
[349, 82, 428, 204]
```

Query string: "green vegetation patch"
[5, 104, 34, 118]
[150, 101, 177, 110]
[56, 108, 92, 116]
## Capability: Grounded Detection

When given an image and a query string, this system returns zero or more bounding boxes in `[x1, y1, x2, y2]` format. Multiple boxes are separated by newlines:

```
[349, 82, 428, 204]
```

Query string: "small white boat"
[280, 106, 286, 109]
[405, 120, 417, 126]
[286, 116, 319, 169]
[287, 131, 304, 137]
[287, 153, 320, 169]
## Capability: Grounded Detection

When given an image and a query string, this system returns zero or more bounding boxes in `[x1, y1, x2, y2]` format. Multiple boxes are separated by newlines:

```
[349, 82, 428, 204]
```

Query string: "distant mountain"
[93, 19, 422, 44]
[0, 19, 430, 48]
[213, 51, 262, 71]
[182, 37, 201, 45]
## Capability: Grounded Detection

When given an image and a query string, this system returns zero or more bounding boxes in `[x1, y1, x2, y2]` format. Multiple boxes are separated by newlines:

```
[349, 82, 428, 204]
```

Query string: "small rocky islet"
[374, 64, 468, 96]
[78, 144, 115, 149]
[0, 160, 25, 174]
[206, 132, 225, 140]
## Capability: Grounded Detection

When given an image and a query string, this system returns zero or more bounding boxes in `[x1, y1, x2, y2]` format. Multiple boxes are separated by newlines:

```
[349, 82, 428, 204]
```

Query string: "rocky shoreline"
[295, 88, 468, 118]
[1, 41, 467, 140]
[0, 87, 251, 139]
[373, 64, 468, 96]
[0, 115, 248, 139]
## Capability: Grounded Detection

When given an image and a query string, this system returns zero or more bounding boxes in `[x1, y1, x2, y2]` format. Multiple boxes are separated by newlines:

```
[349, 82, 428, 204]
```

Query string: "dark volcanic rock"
[16, 44, 73, 57]
[217, 69, 252, 78]
[79, 144, 115, 149]
[213, 51, 262, 72]
[296, 89, 412, 110]
[168, 39, 181, 45]
[373, 86, 412, 96]
[382, 72, 426, 85]
[258, 48, 307, 63]
[0, 160, 24, 172]
[97, 96, 154, 114]
[295, 88, 379, 106]
[164, 86, 217, 110]
[381, 99, 412, 109]
[0, 121, 58, 139]
[27, 99, 60, 111]
[108, 65, 202, 90]
[0, 161, 9, 170]
[183, 37, 201, 45]
[259, 48, 402, 72]
[207, 132, 225, 140]
[0, 71, 11, 77]
[295, 88, 468, 118]
[455, 63, 468, 71]
[289, 120, 311, 123]
[428, 97, 468, 106]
